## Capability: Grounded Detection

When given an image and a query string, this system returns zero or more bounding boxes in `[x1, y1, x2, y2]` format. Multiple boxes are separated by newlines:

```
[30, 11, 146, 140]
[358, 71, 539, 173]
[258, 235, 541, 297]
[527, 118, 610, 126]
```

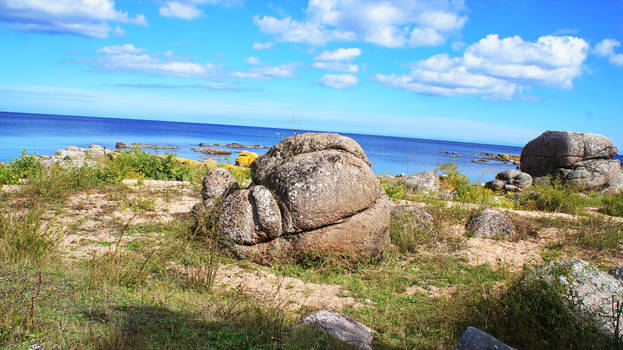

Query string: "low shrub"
[515, 179, 596, 215]
[601, 190, 623, 217]
[0, 151, 42, 185]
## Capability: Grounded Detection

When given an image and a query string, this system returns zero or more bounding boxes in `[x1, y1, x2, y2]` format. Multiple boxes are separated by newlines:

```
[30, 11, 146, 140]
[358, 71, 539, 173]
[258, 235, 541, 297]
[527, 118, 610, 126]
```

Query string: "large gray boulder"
[466, 208, 515, 238]
[39, 144, 112, 168]
[533, 259, 623, 338]
[216, 186, 281, 245]
[218, 133, 392, 264]
[455, 327, 516, 350]
[520, 131, 619, 189]
[399, 171, 440, 193]
[301, 310, 375, 350]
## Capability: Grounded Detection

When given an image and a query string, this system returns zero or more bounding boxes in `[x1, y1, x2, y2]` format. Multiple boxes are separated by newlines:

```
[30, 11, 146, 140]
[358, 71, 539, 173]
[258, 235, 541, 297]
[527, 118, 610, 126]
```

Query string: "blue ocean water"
[2, 111, 620, 182]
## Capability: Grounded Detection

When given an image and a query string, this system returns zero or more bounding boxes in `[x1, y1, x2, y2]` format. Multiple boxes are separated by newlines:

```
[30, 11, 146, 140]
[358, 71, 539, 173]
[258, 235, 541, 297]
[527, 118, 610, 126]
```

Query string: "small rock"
[497, 169, 520, 181]
[601, 172, 623, 195]
[201, 168, 240, 207]
[235, 150, 259, 168]
[301, 310, 375, 350]
[455, 326, 516, 350]
[399, 171, 440, 193]
[609, 265, 623, 282]
[466, 208, 515, 238]
[391, 205, 433, 230]
[28, 343, 45, 350]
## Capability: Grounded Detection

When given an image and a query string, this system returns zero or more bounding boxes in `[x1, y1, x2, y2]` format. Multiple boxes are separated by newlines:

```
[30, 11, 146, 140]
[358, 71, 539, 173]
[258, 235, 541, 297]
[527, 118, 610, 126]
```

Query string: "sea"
[2, 111, 620, 182]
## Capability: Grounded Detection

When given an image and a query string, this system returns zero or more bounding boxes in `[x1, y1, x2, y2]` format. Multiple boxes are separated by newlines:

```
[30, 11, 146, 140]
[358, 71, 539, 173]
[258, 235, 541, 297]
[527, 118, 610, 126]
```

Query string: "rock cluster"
[39, 145, 112, 169]
[485, 169, 532, 192]
[301, 310, 375, 350]
[520, 131, 621, 190]
[199, 133, 392, 265]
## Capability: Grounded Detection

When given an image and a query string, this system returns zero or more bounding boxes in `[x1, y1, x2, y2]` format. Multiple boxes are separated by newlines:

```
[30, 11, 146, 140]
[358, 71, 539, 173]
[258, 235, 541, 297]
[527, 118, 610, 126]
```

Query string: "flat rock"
[455, 326, 516, 350]
[301, 310, 375, 350]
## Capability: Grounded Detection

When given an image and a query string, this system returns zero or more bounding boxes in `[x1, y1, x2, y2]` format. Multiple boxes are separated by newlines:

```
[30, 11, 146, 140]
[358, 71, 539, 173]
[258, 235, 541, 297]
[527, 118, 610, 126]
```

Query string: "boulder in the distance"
[466, 208, 515, 238]
[399, 171, 440, 193]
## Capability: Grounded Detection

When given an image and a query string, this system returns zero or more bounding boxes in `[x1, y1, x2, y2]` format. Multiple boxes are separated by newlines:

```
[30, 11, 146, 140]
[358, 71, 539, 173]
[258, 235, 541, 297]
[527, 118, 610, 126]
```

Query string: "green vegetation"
[1, 151, 622, 349]
[601, 190, 623, 217]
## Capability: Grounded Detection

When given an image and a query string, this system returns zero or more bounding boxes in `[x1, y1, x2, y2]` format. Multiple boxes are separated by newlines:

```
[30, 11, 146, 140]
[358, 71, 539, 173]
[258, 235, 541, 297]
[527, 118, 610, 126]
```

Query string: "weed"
[601, 190, 623, 217]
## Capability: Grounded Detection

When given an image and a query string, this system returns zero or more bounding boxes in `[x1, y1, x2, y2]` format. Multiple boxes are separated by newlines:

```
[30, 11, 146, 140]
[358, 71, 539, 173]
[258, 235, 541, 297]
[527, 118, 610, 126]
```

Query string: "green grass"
[601, 190, 623, 217]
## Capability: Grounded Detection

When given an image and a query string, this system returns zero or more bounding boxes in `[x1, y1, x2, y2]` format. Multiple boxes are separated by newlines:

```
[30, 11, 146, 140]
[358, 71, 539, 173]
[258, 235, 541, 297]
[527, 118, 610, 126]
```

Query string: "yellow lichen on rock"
[156, 155, 201, 166]
[235, 151, 259, 167]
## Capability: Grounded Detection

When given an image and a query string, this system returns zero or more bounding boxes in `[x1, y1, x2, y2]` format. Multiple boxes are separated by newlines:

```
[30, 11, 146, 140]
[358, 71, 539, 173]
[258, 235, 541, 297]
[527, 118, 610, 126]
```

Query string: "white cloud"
[254, 15, 355, 45]
[159, 1, 203, 20]
[113, 25, 126, 36]
[0, 0, 146, 39]
[318, 74, 358, 89]
[594, 39, 623, 66]
[315, 48, 361, 61]
[376, 34, 589, 99]
[255, 0, 467, 47]
[253, 42, 274, 50]
[245, 56, 261, 65]
[232, 63, 299, 79]
[312, 61, 358, 73]
[96, 44, 222, 78]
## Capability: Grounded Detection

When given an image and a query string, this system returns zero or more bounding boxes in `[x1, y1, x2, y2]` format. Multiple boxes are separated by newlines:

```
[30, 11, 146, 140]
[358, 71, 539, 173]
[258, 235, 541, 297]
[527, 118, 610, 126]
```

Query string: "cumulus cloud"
[159, 1, 203, 19]
[96, 44, 222, 78]
[376, 34, 589, 99]
[255, 0, 467, 47]
[315, 48, 361, 61]
[232, 63, 300, 79]
[593, 39, 623, 66]
[253, 42, 274, 50]
[0, 0, 146, 39]
[318, 74, 358, 89]
[312, 61, 358, 73]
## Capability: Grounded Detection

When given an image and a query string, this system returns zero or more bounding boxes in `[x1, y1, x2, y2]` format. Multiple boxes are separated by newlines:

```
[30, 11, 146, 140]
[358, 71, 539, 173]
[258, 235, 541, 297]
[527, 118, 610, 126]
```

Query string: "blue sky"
[0, 0, 622, 147]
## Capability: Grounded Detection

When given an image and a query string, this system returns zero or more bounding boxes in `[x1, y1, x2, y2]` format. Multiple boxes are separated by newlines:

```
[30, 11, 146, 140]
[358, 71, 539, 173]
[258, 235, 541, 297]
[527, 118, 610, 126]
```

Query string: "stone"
[601, 172, 623, 195]
[301, 310, 375, 350]
[496, 169, 520, 182]
[503, 184, 521, 193]
[513, 172, 533, 189]
[232, 196, 392, 265]
[391, 205, 433, 231]
[455, 326, 516, 350]
[609, 265, 623, 282]
[253, 148, 381, 234]
[216, 186, 282, 245]
[466, 208, 515, 238]
[485, 179, 505, 191]
[216, 133, 391, 264]
[251, 132, 370, 184]
[399, 171, 440, 193]
[201, 168, 240, 207]
[520, 131, 619, 189]
[533, 259, 623, 338]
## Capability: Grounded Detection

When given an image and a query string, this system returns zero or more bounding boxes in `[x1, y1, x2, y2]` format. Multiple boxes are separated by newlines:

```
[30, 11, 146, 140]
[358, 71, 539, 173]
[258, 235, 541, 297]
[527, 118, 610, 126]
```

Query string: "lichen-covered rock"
[235, 150, 259, 168]
[455, 327, 516, 350]
[252, 136, 381, 233]
[399, 171, 440, 193]
[601, 172, 623, 195]
[217, 186, 282, 245]
[301, 310, 375, 350]
[39, 144, 112, 168]
[532, 259, 623, 337]
[466, 208, 515, 238]
[391, 205, 433, 231]
[232, 196, 392, 265]
[201, 168, 239, 207]
[520, 131, 619, 189]
[251, 133, 370, 184]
